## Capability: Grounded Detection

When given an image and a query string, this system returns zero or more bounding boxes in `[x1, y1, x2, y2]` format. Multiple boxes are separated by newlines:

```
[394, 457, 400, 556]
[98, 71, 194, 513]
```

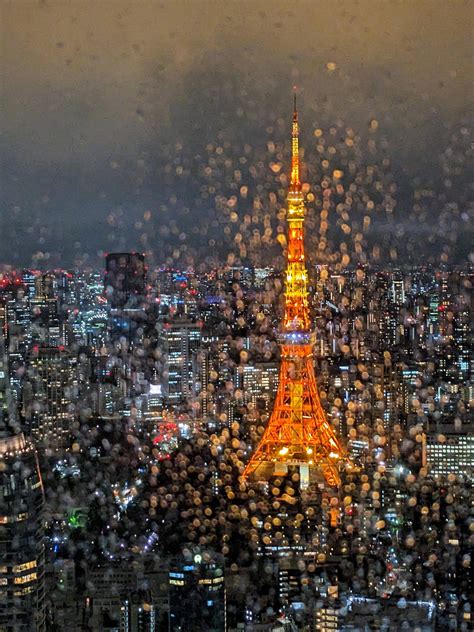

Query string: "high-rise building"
[192, 347, 213, 417]
[423, 424, 474, 479]
[31, 273, 59, 339]
[21, 270, 38, 300]
[160, 320, 202, 402]
[120, 591, 157, 632]
[315, 603, 343, 632]
[83, 563, 137, 630]
[244, 95, 351, 488]
[278, 566, 304, 608]
[22, 345, 78, 449]
[5, 292, 31, 353]
[0, 433, 46, 632]
[235, 362, 279, 414]
[390, 277, 406, 305]
[0, 334, 45, 631]
[169, 554, 225, 632]
[453, 301, 470, 382]
[105, 253, 146, 309]
[0, 334, 9, 420]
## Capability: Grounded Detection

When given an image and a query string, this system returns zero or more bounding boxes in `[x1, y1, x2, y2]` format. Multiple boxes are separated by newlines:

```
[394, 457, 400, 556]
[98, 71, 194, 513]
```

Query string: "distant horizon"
[2, 1, 472, 267]
[0, 261, 472, 275]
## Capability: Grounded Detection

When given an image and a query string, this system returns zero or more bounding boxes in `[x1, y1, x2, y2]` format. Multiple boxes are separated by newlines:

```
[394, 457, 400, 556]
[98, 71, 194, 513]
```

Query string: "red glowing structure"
[243, 95, 350, 487]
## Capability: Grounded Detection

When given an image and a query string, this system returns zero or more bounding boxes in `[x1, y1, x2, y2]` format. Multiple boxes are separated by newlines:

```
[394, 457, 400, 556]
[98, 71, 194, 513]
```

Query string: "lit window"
[14, 572, 37, 584]
[13, 561, 36, 573]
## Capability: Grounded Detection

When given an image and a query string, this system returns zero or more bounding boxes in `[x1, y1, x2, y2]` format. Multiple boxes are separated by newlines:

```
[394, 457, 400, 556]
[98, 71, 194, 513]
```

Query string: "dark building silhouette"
[105, 253, 146, 309]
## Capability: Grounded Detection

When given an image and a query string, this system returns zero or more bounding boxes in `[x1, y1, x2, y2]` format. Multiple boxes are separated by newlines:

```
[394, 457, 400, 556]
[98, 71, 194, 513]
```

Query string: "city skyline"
[0, 2, 472, 631]
[1, 252, 471, 630]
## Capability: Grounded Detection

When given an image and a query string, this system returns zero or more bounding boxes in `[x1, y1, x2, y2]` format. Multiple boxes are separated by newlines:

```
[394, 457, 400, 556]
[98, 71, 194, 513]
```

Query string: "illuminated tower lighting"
[243, 93, 351, 488]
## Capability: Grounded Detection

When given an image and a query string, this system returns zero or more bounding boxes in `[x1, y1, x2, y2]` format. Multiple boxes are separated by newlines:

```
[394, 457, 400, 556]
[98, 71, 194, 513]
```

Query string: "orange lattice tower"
[243, 94, 350, 488]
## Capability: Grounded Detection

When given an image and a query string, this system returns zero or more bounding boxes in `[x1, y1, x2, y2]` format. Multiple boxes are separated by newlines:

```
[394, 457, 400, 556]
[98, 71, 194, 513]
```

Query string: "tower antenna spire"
[291, 88, 300, 190]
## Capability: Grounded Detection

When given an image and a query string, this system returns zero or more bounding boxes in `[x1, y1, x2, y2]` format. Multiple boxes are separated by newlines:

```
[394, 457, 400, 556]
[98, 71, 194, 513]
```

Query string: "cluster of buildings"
[3, 257, 471, 460]
[0, 254, 471, 630]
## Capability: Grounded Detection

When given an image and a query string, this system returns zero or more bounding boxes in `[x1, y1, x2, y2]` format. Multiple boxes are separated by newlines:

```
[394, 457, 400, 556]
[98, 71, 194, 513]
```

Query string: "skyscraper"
[244, 95, 350, 487]
[0, 334, 45, 631]
[169, 554, 225, 632]
[22, 345, 78, 449]
[160, 320, 202, 403]
[105, 252, 146, 309]
[0, 434, 46, 631]
[423, 424, 474, 479]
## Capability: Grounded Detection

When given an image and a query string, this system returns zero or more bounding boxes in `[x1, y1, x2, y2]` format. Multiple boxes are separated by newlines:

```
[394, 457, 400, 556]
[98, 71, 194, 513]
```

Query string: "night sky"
[2, 0, 472, 268]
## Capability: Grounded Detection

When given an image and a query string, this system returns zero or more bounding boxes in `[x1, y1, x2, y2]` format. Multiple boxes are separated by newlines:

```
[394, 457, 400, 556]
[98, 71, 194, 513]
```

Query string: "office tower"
[161, 320, 202, 402]
[235, 362, 279, 414]
[31, 273, 58, 320]
[5, 291, 31, 351]
[84, 563, 142, 630]
[120, 591, 156, 632]
[0, 303, 5, 336]
[192, 347, 212, 417]
[169, 554, 225, 632]
[244, 96, 351, 487]
[29, 273, 67, 347]
[315, 603, 343, 632]
[0, 334, 45, 631]
[0, 434, 46, 632]
[0, 333, 9, 420]
[373, 361, 403, 433]
[105, 252, 146, 309]
[34, 273, 55, 301]
[1, 279, 31, 368]
[193, 333, 236, 422]
[423, 424, 474, 479]
[22, 345, 78, 449]
[390, 277, 406, 305]
[278, 566, 304, 608]
[21, 270, 38, 299]
[453, 301, 470, 382]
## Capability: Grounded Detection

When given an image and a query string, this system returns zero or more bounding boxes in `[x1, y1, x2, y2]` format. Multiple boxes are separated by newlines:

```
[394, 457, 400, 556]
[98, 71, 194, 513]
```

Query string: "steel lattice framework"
[243, 94, 350, 487]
